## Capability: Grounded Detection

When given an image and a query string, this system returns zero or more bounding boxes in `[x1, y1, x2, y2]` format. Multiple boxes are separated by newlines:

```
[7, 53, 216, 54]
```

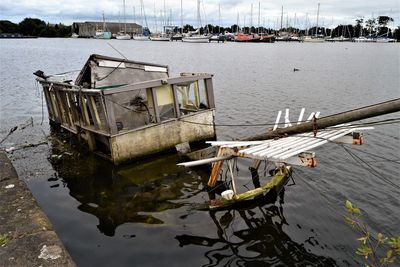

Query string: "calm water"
[1, 38, 399, 266]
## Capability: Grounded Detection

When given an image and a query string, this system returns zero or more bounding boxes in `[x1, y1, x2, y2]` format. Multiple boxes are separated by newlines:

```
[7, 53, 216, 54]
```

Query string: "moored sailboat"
[116, 0, 131, 40]
[182, 0, 210, 43]
[95, 12, 112, 39]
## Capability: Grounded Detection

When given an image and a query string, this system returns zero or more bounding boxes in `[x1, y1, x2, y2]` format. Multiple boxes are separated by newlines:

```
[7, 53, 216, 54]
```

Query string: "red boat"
[234, 33, 260, 42]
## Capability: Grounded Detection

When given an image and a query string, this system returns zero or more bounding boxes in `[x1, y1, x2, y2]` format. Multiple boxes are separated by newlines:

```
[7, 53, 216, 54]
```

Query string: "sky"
[1, 0, 399, 29]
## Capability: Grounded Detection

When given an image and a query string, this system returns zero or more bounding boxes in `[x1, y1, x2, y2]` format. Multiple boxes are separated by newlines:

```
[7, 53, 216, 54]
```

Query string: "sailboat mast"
[316, 2, 320, 36]
[102, 11, 106, 30]
[218, 3, 221, 33]
[123, 0, 126, 32]
[280, 6, 283, 30]
[305, 13, 308, 36]
[250, 3, 253, 31]
[236, 12, 239, 34]
[197, 0, 201, 29]
[163, 0, 166, 31]
[154, 2, 157, 33]
[180, 0, 183, 34]
[258, 2, 260, 34]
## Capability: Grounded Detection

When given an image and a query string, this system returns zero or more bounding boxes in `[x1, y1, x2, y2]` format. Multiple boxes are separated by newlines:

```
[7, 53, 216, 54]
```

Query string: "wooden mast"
[246, 98, 400, 141]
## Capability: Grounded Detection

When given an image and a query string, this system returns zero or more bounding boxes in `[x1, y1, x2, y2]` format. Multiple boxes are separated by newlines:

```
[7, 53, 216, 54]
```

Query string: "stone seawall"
[0, 151, 75, 266]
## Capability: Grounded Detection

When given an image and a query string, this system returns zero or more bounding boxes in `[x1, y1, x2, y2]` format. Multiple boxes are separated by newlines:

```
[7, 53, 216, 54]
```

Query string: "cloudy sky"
[1, 0, 399, 29]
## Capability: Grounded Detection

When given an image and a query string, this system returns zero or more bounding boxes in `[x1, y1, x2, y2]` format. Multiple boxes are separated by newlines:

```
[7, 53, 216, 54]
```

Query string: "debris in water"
[5, 147, 15, 153]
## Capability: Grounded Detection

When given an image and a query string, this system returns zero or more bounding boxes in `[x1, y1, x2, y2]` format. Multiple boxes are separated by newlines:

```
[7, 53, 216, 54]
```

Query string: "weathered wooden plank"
[204, 78, 215, 108]
[168, 74, 213, 85]
[150, 87, 161, 123]
[172, 84, 181, 118]
[80, 95, 91, 126]
[61, 92, 75, 128]
[86, 96, 100, 129]
[54, 90, 68, 124]
[67, 92, 80, 125]
[49, 91, 61, 123]
[102, 80, 163, 95]
[207, 147, 226, 187]
[93, 95, 108, 131]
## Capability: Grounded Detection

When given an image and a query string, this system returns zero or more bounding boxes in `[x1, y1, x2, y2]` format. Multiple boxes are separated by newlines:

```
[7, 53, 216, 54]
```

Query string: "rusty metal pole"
[245, 98, 400, 141]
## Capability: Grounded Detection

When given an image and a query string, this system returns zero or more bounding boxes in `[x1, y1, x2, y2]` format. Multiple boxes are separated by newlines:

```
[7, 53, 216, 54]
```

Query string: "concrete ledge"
[0, 151, 75, 267]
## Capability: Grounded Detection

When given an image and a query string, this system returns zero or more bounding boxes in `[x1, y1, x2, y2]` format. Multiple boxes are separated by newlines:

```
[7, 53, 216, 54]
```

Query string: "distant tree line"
[1, 16, 399, 41]
[0, 18, 72, 37]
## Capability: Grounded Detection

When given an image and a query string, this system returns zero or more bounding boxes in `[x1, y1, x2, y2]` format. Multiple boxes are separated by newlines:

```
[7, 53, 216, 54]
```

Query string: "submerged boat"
[34, 54, 216, 164]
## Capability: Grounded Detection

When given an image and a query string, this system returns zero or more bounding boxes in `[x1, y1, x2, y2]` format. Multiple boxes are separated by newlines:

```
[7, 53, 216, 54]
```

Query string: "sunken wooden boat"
[34, 54, 216, 164]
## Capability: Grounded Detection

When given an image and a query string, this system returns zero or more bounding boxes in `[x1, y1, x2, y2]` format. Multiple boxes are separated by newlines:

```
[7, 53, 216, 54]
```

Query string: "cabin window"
[175, 79, 209, 115]
[108, 88, 155, 132]
[154, 84, 176, 121]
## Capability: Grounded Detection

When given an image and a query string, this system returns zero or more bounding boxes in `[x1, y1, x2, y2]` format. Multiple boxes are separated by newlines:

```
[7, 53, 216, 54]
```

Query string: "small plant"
[0, 234, 11, 246]
[345, 200, 399, 266]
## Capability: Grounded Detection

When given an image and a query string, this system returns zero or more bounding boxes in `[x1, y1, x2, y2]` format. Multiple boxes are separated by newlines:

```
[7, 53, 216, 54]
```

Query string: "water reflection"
[48, 134, 208, 236]
[176, 192, 336, 266]
[48, 133, 335, 266]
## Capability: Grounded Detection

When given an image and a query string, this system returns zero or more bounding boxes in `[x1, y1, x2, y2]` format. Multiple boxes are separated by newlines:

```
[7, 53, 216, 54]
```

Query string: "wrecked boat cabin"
[35, 54, 216, 164]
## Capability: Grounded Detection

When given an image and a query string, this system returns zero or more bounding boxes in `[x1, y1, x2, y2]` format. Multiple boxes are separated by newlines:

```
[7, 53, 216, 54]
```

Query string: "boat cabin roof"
[75, 54, 170, 89]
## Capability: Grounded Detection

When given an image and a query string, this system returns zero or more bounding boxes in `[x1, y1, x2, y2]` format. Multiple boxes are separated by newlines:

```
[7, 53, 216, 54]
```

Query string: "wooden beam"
[167, 74, 213, 85]
[50, 91, 61, 123]
[86, 96, 100, 129]
[150, 87, 161, 123]
[246, 98, 400, 141]
[207, 147, 226, 187]
[172, 84, 181, 118]
[102, 80, 163, 95]
[204, 78, 215, 108]
[80, 95, 91, 126]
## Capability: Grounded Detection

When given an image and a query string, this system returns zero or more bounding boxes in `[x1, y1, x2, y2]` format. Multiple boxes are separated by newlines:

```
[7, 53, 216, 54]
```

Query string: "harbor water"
[0, 38, 399, 266]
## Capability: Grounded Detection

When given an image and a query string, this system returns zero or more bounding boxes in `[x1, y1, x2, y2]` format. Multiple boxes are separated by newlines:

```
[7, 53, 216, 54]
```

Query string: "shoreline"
[0, 150, 75, 267]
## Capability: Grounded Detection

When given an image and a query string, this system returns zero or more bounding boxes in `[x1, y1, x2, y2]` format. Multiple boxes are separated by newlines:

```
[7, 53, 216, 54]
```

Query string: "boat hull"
[303, 37, 325, 43]
[235, 33, 260, 42]
[116, 34, 131, 40]
[182, 36, 210, 43]
[209, 166, 292, 210]
[111, 110, 215, 164]
[95, 31, 112, 39]
[133, 36, 150, 41]
[150, 37, 171, 41]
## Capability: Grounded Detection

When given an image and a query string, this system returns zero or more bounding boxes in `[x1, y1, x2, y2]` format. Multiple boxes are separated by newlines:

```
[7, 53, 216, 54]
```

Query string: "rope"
[104, 95, 154, 123]
[340, 144, 400, 191]
[97, 61, 125, 81]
